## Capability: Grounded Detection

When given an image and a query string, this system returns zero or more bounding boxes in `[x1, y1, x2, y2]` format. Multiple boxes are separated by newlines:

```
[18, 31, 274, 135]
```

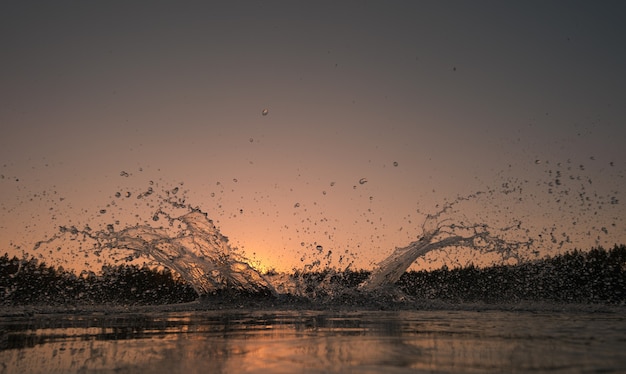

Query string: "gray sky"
[1, 1, 625, 271]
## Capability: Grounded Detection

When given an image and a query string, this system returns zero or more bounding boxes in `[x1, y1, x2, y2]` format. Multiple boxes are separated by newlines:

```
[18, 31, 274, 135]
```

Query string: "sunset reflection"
[1, 310, 622, 373]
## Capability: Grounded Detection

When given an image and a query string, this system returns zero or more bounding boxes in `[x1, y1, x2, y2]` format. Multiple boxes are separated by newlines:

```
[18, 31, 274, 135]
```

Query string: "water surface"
[2, 306, 625, 373]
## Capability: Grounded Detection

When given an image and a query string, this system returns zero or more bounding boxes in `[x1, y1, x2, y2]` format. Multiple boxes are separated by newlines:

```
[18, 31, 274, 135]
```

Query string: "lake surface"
[1, 305, 625, 373]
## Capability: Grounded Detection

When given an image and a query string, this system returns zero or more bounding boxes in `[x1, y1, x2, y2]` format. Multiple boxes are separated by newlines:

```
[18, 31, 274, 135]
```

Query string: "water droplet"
[393, 161, 399, 167]
[99, 209, 107, 214]
[125, 192, 131, 198]
[359, 178, 368, 185]
[233, 178, 238, 183]
[534, 160, 541, 165]
[249, 137, 254, 143]
[316, 245, 323, 252]
[294, 202, 300, 208]
[261, 108, 269, 116]
[115, 192, 121, 198]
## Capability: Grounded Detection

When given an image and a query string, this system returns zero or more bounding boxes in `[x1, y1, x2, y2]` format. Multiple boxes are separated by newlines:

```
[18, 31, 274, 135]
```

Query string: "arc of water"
[359, 208, 528, 291]
[359, 235, 471, 291]
[103, 218, 278, 297]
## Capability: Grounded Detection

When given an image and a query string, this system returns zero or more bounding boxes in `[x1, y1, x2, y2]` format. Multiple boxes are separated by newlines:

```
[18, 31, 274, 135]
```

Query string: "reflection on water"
[1, 308, 625, 373]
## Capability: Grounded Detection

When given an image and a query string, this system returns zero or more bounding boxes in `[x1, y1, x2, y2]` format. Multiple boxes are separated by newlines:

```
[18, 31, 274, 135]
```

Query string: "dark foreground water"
[1, 304, 625, 373]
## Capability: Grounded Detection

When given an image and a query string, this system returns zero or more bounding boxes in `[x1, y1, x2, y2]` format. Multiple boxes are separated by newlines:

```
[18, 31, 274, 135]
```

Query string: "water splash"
[26, 186, 582, 302]
[36, 208, 277, 297]
[25, 155, 622, 303]
[107, 210, 276, 296]
[359, 195, 530, 291]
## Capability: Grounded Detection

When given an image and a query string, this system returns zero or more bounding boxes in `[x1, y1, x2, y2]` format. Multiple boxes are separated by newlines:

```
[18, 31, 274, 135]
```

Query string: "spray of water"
[34, 204, 277, 298]
[100, 210, 277, 296]
[359, 193, 531, 291]
[26, 156, 622, 302]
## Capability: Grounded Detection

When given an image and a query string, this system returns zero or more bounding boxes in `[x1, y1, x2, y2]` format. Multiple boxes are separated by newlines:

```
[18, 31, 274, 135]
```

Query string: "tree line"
[0, 257, 196, 305]
[397, 245, 626, 304]
[1, 245, 624, 305]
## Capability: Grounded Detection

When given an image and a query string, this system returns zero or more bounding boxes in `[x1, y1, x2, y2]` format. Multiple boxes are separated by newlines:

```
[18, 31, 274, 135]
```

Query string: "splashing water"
[28, 185, 599, 302]
[24, 155, 623, 303]
[34, 189, 530, 301]
[105, 210, 277, 296]
[36, 208, 277, 297]
[359, 195, 530, 291]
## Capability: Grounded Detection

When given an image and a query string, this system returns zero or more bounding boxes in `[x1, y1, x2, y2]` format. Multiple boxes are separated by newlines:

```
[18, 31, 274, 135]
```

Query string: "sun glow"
[248, 255, 276, 275]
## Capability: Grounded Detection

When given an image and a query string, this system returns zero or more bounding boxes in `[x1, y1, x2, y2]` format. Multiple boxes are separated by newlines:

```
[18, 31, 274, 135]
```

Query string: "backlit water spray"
[25, 157, 623, 302]
[359, 193, 532, 291]
[32, 189, 535, 301]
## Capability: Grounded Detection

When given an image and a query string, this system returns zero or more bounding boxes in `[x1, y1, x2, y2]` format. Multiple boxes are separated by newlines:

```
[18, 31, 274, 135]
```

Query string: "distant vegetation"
[0, 258, 197, 305]
[1, 245, 624, 306]
[397, 245, 626, 304]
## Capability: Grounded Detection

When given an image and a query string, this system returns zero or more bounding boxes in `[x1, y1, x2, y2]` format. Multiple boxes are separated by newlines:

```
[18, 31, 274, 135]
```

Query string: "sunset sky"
[1, 1, 625, 272]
